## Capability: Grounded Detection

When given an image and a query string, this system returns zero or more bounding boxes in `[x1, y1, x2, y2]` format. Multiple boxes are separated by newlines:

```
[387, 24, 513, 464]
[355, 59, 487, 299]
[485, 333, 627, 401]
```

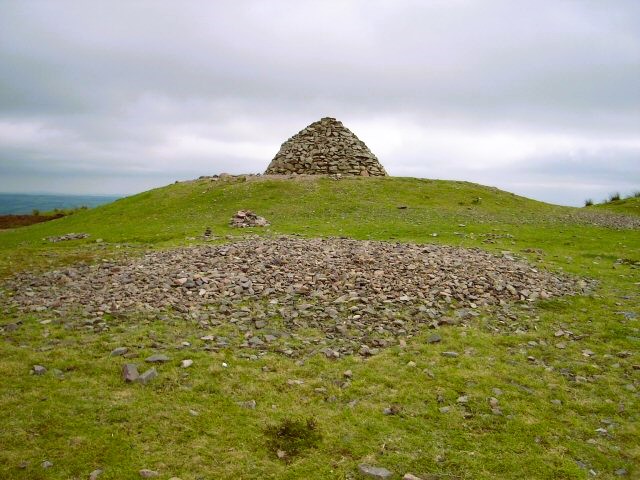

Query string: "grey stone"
[41, 460, 53, 469]
[137, 368, 158, 385]
[89, 469, 103, 480]
[32, 365, 47, 375]
[441, 351, 459, 358]
[110, 347, 128, 357]
[145, 354, 170, 363]
[427, 334, 442, 344]
[139, 469, 159, 478]
[238, 399, 256, 409]
[180, 359, 193, 368]
[403, 474, 424, 480]
[122, 363, 139, 383]
[358, 464, 393, 479]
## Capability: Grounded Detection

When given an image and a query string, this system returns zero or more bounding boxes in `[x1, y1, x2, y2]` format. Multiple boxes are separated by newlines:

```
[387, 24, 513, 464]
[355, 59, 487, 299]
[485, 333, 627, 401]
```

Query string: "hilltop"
[0, 175, 638, 480]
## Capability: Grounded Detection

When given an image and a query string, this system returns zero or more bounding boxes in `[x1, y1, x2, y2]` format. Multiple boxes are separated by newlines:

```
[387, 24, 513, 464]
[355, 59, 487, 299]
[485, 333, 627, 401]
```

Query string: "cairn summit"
[265, 117, 387, 176]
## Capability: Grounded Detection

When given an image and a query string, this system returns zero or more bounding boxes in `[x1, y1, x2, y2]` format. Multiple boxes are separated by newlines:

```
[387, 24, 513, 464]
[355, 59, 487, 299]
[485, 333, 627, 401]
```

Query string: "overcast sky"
[1, 1, 639, 206]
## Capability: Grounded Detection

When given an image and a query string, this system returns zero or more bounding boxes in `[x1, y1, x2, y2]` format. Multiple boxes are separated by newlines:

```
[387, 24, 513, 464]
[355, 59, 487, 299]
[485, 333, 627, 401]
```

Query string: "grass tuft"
[265, 417, 322, 460]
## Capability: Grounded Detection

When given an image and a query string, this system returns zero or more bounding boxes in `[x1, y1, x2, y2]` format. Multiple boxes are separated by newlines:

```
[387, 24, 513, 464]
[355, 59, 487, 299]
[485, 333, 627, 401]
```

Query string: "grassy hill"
[590, 195, 640, 217]
[0, 175, 638, 480]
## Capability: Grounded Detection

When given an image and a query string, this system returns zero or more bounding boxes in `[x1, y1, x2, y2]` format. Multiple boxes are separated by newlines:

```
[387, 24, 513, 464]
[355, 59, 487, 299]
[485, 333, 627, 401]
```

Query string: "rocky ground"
[2, 236, 590, 357]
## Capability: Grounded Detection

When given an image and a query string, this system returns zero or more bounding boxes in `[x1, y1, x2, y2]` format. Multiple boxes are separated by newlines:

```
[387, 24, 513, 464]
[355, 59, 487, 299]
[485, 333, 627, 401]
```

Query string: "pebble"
[89, 469, 103, 480]
[358, 464, 393, 479]
[41, 460, 53, 469]
[441, 351, 459, 358]
[180, 359, 193, 368]
[139, 469, 159, 478]
[407, 361, 417, 368]
[403, 474, 424, 480]
[122, 364, 139, 383]
[110, 347, 128, 357]
[32, 365, 47, 375]
[439, 406, 450, 413]
[383, 405, 401, 415]
[137, 368, 158, 385]
[457, 395, 469, 404]
[238, 399, 256, 409]
[343, 370, 353, 378]
[145, 354, 170, 363]
[427, 334, 442, 344]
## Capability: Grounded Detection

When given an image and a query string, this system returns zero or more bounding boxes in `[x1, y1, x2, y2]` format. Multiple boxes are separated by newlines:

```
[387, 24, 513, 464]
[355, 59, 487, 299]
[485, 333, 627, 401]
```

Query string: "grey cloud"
[0, 0, 638, 205]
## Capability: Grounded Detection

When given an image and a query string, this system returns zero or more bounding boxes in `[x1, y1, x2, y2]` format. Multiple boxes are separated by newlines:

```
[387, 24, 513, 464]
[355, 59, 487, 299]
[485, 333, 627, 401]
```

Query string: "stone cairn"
[265, 117, 387, 176]
[230, 210, 270, 228]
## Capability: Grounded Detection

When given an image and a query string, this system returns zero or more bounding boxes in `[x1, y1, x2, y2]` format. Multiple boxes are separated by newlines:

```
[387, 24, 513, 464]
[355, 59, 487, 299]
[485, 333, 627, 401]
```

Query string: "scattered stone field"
[2, 237, 590, 357]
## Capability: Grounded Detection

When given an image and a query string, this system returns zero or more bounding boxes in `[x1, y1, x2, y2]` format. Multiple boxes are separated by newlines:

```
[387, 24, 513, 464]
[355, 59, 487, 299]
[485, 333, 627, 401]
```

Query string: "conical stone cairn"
[265, 117, 387, 176]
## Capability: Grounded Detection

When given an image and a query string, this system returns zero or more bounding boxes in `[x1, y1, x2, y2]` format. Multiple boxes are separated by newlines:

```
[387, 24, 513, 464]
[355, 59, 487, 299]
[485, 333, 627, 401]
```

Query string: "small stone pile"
[265, 117, 387, 176]
[46, 233, 90, 242]
[230, 211, 270, 228]
[3, 237, 590, 356]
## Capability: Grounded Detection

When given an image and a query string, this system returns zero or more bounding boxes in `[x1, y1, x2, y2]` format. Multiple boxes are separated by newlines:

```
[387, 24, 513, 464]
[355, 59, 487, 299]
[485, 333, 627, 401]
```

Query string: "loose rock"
[110, 347, 128, 357]
[137, 368, 158, 385]
[122, 364, 139, 383]
[139, 469, 159, 478]
[358, 464, 393, 479]
[145, 354, 170, 363]
[89, 469, 103, 480]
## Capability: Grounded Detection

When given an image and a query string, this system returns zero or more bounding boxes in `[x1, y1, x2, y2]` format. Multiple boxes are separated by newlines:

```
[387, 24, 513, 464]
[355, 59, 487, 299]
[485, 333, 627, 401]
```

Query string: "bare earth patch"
[2, 236, 590, 356]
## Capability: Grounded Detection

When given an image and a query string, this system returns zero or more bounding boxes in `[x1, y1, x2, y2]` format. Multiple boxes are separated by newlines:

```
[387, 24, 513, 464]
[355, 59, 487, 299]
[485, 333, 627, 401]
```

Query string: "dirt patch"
[0, 213, 65, 229]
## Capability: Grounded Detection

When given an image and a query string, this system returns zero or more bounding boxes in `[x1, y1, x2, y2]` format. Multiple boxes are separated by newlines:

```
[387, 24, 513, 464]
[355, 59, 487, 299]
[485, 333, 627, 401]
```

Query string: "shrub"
[31, 209, 40, 216]
[608, 192, 621, 202]
[265, 417, 321, 459]
[584, 199, 593, 207]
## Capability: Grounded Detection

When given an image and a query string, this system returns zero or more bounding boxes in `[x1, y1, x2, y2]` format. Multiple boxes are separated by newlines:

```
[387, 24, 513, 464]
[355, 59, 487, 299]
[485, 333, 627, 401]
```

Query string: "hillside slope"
[0, 175, 638, 480]
[590, 196, 640, 216]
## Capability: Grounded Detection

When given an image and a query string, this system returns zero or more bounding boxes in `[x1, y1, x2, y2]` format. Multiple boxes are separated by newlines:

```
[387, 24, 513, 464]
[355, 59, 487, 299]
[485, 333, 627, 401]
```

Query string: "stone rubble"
[265, 117, 387, 176]
[229, 210, 270, 228]
[4, 236, 590, 356]
[46, 233, 90, 242]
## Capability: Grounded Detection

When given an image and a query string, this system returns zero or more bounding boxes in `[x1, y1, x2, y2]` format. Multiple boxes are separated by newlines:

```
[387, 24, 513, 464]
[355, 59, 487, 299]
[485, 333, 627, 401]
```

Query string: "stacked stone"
[265, 117, 387, 176]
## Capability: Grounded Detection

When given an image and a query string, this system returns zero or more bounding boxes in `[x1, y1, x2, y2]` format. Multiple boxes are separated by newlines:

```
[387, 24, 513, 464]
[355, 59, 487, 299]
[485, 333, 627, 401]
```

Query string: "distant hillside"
[0, 193, 120, 215]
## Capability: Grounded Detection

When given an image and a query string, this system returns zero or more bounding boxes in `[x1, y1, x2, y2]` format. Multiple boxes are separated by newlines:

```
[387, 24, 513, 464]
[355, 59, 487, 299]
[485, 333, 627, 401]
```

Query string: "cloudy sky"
[1, 1, 638, 206]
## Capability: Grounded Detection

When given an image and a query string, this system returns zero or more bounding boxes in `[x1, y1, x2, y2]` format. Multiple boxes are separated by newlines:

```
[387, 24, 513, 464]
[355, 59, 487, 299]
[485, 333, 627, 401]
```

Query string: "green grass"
[1, 175, 638, 479]
[591, 195, 640, 216]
